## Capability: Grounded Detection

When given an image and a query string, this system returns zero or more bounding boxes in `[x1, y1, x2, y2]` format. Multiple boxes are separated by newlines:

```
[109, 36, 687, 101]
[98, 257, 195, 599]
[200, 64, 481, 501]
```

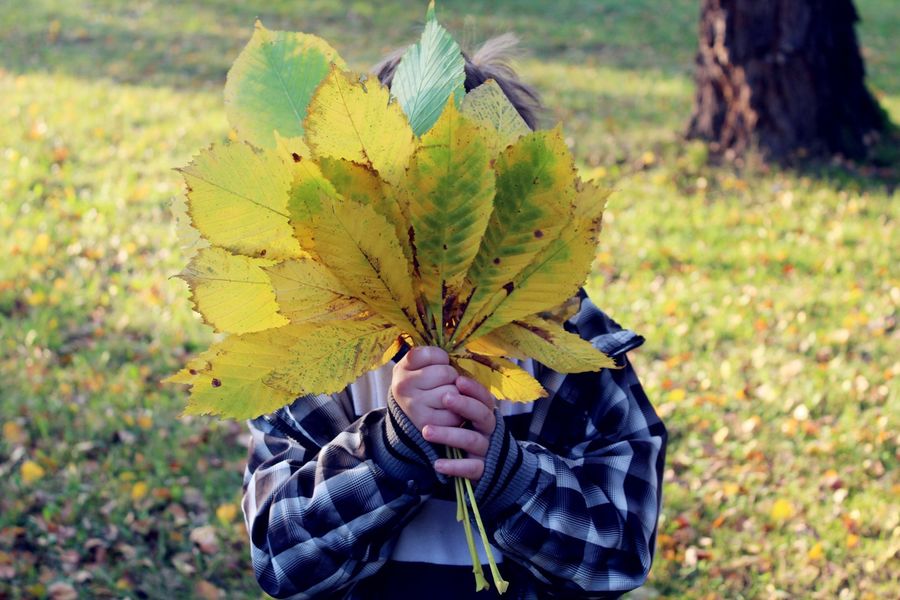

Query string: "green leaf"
[476, 180, 609, 335]
[224, 21, 346, 148]
[452, 128, 576, 343]
[391, 11, 466, 136]
[405, 99, 495, 341]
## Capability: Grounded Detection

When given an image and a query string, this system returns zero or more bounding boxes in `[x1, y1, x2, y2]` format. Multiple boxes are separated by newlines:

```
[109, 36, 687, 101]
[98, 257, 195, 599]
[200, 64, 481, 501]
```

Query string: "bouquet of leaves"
[168, 2, 615, 592]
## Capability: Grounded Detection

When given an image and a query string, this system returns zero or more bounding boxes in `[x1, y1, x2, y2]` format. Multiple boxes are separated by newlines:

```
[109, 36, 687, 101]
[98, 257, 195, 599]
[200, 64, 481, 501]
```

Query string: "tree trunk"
[687, 0, 888, 162]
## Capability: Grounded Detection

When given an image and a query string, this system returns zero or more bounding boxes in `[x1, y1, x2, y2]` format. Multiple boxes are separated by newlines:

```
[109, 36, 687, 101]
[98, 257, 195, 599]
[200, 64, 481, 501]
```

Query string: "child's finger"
[442, 393, 495, 435]
[434, 457, 484, 481]
[423, 407, 465, 427]
[422, 424, 489, 457]
[455, 376, 495, 409]
[401, 346, 450, 370]
[412, 364, 459, 390]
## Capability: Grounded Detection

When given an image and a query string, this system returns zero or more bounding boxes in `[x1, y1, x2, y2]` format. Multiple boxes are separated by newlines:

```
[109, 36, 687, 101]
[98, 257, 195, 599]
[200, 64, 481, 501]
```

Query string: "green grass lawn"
[1, 1, 898, 598]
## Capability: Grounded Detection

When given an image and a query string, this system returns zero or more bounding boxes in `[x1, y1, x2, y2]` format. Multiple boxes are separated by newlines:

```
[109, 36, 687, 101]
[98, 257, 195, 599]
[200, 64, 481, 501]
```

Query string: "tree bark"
[687, 0, 888, 162]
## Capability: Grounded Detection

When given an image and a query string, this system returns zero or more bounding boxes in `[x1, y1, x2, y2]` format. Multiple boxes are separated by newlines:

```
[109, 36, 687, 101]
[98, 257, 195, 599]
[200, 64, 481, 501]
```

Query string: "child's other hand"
[392, 346, 465, 433]
[428, 376, 497, 482]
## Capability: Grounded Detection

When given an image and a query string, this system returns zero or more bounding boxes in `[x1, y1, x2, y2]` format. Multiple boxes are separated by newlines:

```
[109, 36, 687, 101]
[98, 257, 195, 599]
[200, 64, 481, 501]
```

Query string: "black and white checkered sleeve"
[473, 295, 668, 597]
[241, 391, 440, 599]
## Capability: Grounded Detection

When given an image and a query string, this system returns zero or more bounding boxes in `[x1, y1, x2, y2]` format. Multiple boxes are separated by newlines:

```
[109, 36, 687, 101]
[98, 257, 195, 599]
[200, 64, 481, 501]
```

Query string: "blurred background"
[0, 1, 897, 598]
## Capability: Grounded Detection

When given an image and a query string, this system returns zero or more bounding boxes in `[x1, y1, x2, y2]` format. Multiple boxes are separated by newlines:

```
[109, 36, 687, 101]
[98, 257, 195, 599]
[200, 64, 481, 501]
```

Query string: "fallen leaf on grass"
[215, 502, 238, 525]
[47, 581, 77, 600]
[190, 525, 219, 554]
[195, 580, 223, 600]
[20, 460, 45, 483]
[807, 542, 824, 561]
[770, 499, 795, 522]
[130, 481, 148, 501]
[2, 422, 27, 445]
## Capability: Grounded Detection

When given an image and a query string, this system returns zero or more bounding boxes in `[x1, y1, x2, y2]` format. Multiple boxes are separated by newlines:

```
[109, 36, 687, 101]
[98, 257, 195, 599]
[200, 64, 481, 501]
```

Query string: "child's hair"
[372, 33, 543, 130]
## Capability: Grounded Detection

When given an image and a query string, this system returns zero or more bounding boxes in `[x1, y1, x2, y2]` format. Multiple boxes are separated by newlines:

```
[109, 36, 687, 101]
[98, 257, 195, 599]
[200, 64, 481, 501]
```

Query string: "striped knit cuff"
[370, 390, 444, 489]
[474, 412, 539, 521]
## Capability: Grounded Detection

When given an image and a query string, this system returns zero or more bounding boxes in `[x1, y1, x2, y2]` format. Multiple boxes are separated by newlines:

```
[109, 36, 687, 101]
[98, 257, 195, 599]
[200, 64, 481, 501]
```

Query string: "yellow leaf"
[20, 460, 45, 484]
[32, 233, 51, 255]
[770, 499, 795, 522]
[453, 128, 576, 340]
[316, 157, 384, 207]
[137, 414, 153, 430]
[846, 534, 859, 549]
[131, 481, 149, 501]
[216, 503, 239, 525]
[266, 319, 400, 396]
[668, 388, 687, 402]
[180, 142, 302, 260]
[181, 247, 288, 334]
[170, 194, 209, 261]
[466, 315, 615, 373]
[464, 335, 511, 358]
[303, 197, 422, 338]
[807, 542, 824, 561]
[454, 354, 547, 402]
[460, 79, 530, 155]
[405, 99, 495, 340]
[265, 257, 368, 325]
[164, 353, 211, 386]
[177, 331, 298, 419]
[2, 421, 27, 445]
[286, 152, 341, 252]
[304, 67, 415, 186]
[536, 295, 582, 326]
[224, 21, 346, 148]
[181, 320, 400, 419]
[316, 157, 411, 259]
[273, 132, 312, 165]
[380, 335, 405, 364]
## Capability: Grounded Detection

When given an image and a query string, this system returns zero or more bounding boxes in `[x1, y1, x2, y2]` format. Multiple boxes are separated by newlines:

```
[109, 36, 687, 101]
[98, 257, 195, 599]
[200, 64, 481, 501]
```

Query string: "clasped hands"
[392, 347, 497, 482]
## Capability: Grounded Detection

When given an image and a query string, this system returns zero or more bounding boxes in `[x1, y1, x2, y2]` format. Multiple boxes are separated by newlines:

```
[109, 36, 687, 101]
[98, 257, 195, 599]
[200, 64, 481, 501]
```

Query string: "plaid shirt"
[242, 292, 667, 599]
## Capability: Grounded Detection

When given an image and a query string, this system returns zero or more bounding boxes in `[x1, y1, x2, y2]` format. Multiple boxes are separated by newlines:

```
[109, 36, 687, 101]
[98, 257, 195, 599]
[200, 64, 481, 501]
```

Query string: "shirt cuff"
[369, 390, 446, 490]
[473, 411, 539, 522]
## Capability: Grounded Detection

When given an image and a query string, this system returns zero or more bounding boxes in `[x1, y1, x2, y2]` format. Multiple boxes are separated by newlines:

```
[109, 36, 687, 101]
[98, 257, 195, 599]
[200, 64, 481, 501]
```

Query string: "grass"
[1, 1, 897, 598]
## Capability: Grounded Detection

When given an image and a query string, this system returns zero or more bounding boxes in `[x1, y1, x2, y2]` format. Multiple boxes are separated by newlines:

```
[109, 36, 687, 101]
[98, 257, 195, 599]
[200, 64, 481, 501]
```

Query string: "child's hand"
[392, 347, 465, 432]
[427, 376, 497, 482]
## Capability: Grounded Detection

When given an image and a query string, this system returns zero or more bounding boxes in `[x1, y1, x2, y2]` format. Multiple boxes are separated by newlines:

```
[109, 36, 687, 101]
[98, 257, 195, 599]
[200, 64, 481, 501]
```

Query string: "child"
[241, 36, 667, 600]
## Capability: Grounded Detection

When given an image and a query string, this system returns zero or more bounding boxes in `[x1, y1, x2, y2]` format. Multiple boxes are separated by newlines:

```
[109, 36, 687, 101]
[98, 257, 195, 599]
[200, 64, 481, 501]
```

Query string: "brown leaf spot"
[259, 249, 267, 257]
[408, 226, 420, 274]
[502, 282, 514, 295]
[188, 368, 197, 375]
[533, 229, 543, 238]
[493, 257, 501, 265]
[291, 153, 302, 163]
[514, 319, 552, 341]
[211, 378, 221, 388]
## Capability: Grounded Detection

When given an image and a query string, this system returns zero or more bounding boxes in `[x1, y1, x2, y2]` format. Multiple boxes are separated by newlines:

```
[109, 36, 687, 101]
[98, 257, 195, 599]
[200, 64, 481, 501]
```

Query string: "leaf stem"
[450, 447, 488, 591]
[463, 468, 509, 593]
